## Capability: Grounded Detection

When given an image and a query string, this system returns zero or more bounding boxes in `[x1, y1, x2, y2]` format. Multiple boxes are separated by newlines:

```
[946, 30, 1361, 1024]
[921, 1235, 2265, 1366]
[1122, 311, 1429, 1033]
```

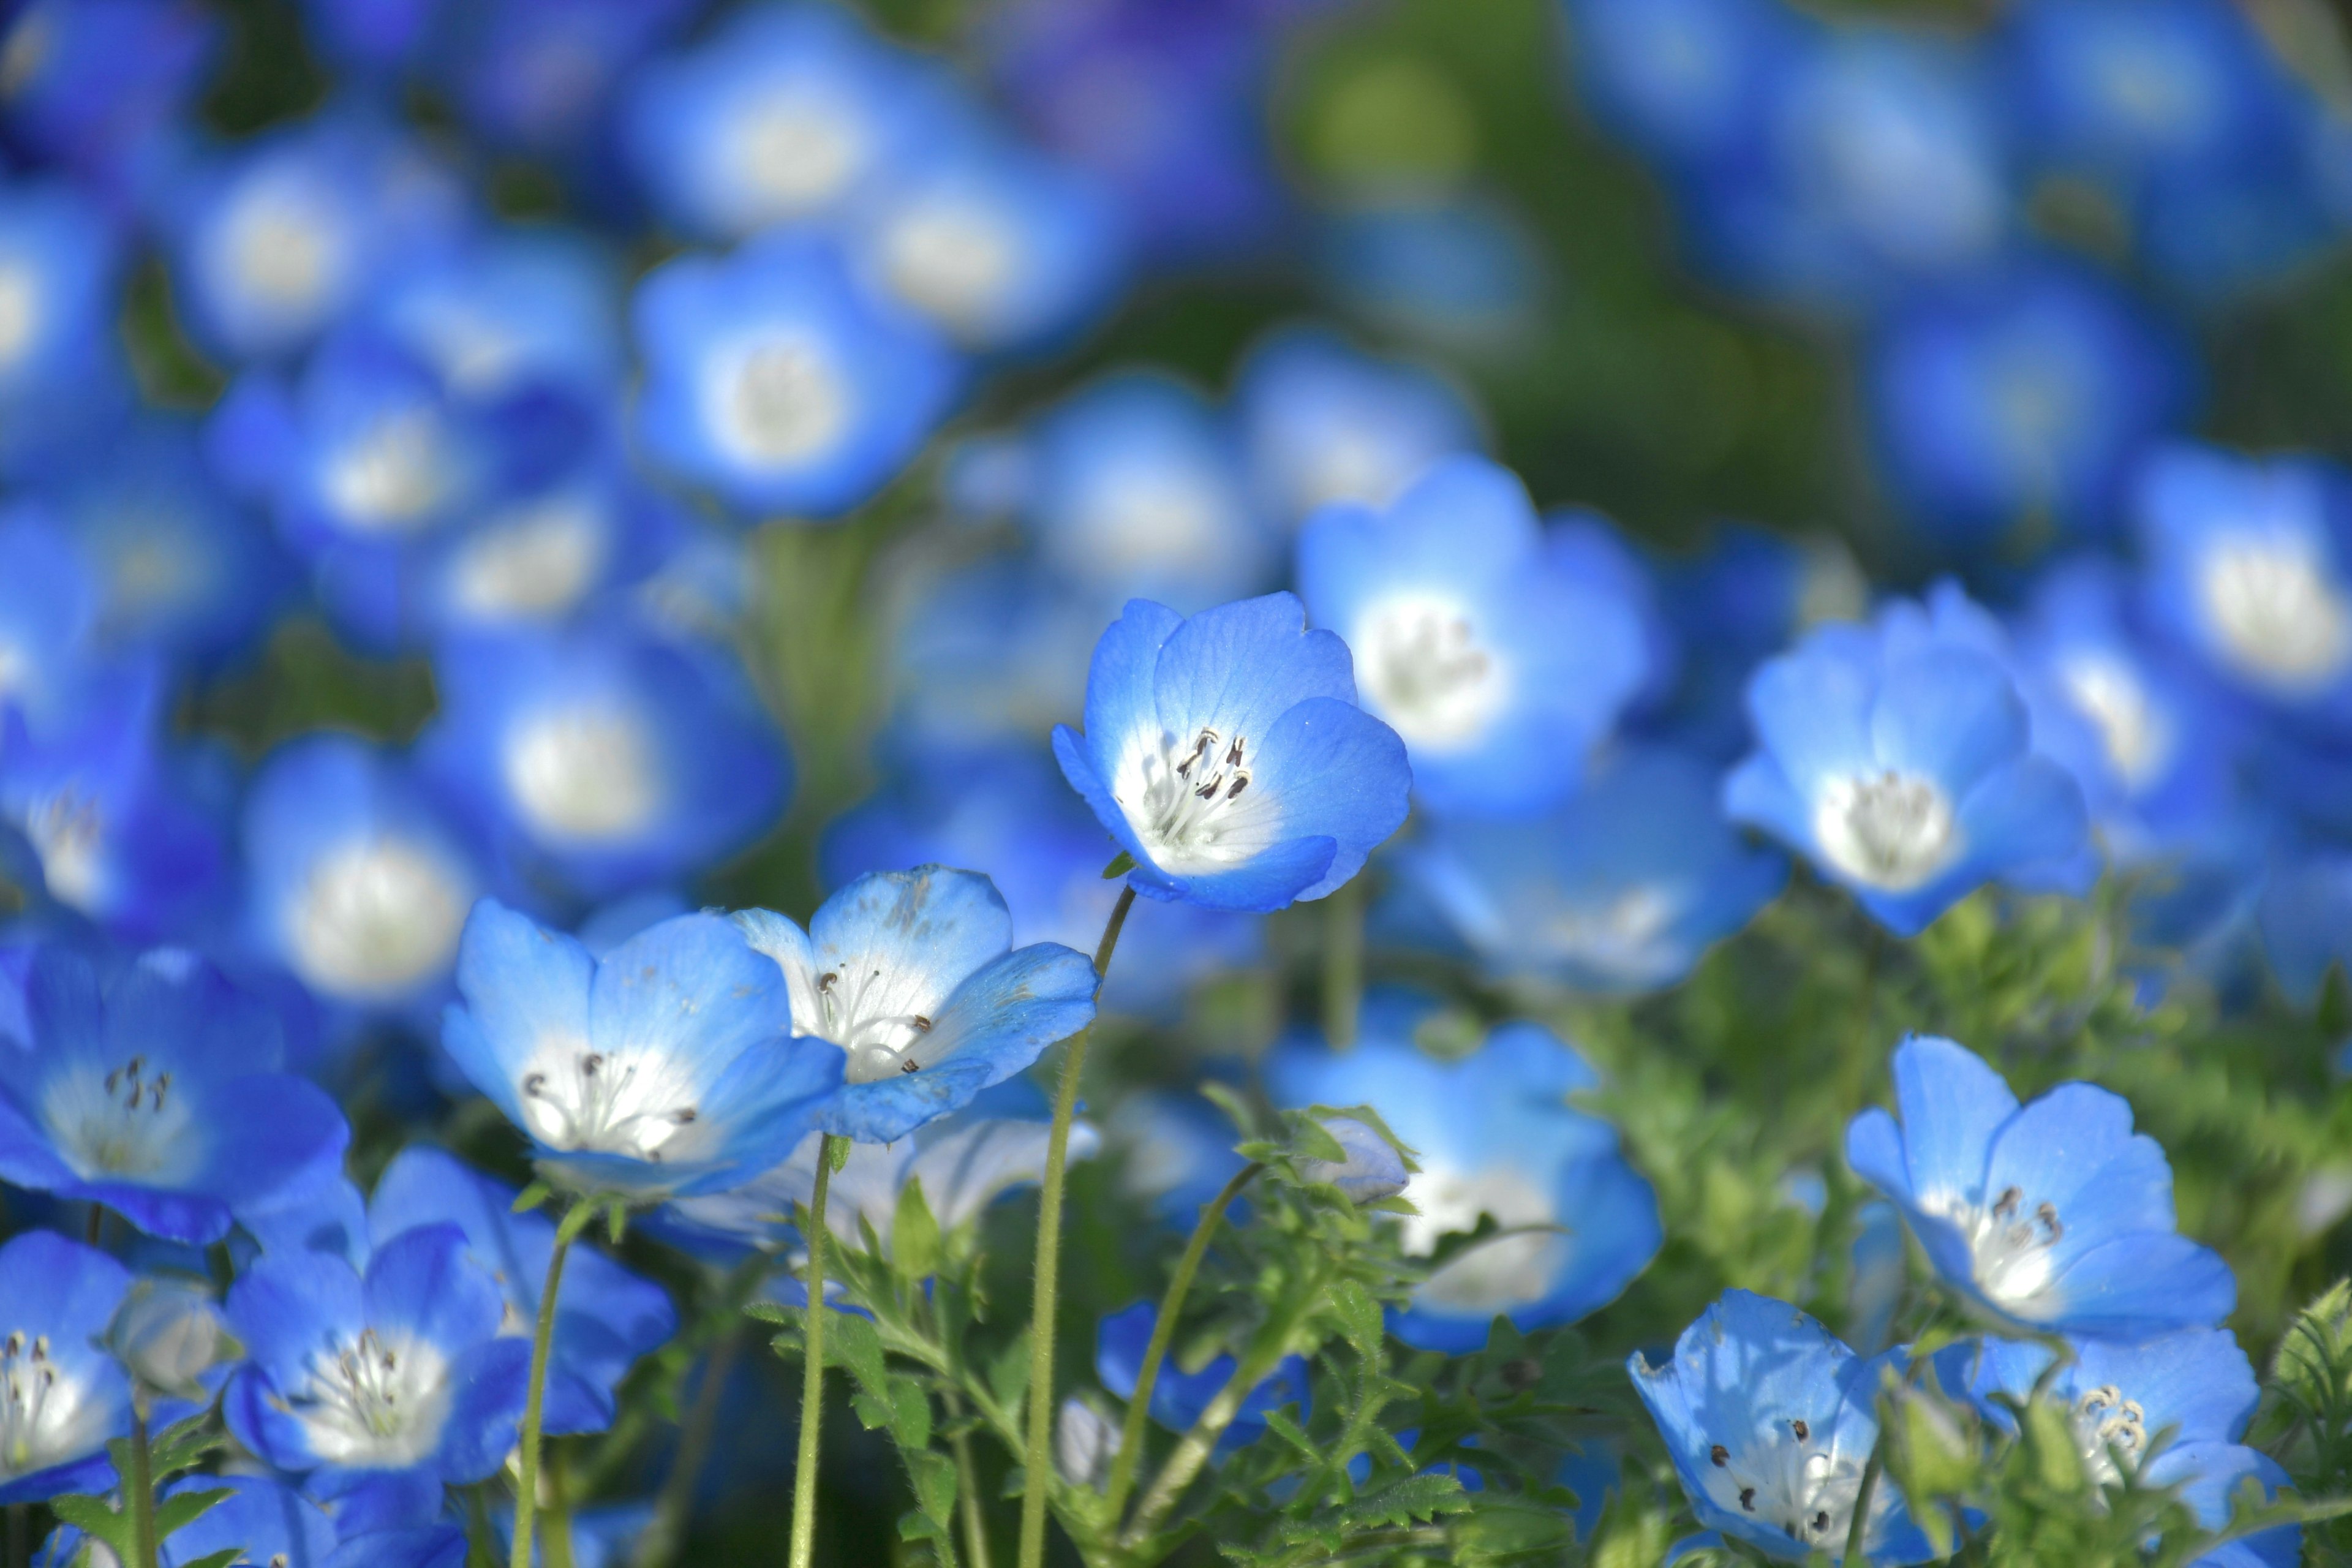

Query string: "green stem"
[942, 1392, 994, 1568]
[513, 1198, 596, 1568]
[127, 1406, 157, 1568]
[543, 1447, 576, 1568]
[1321, 875, 1365, 1050]
[1101, 1162, 1266, 1523]
[1843, 1436, 1885, 1566]
[1016, 885, 1137, 1568]
[1123, 1316, 1303, 1548]
[790, 1135, 847, 1568]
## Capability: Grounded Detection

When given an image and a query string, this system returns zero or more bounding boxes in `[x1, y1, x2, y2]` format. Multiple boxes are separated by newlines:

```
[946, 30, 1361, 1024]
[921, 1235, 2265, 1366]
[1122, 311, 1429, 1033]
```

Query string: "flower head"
[0, 1231, 132, 1504]
[1233, 323, 1481, 527]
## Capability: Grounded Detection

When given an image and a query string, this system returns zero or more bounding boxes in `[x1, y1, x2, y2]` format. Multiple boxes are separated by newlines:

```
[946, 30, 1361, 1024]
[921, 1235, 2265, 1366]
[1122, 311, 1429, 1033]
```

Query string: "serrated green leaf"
[153, 1486, 233, 1538]
[176, 1551, 246, 1568]
[1329, 1279, 1384, 1360]
[907, 1447, 959, 1524]
[885, 1376, 933, 1452]
[892, 1177, 940, 1284]
[825, 1310, 891, 1396]
[987, 1329, 1030, 1419]
[1286, 1115, 1349, 1166]
[48, 1494, 134, 1555]
[744, 1300, 795, 1325]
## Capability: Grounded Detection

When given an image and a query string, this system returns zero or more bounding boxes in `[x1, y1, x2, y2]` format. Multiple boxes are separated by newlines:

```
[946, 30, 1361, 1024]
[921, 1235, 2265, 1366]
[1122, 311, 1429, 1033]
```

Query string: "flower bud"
[1298, 1115, 1409, 1204]
[1055, 1396, 1121, 1491]
[107, 1276, 233, 1400]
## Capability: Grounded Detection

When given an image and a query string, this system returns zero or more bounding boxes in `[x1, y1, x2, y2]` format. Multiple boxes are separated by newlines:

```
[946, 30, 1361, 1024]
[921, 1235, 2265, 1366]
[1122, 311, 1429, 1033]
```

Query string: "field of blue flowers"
[10, 0, 2352, 1564]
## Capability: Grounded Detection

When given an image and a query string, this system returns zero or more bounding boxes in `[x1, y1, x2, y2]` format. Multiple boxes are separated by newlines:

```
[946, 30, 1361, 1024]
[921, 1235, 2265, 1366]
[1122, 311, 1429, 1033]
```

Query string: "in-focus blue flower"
[368, 1144, 676, 1436]
[442, 900, 843, 1199]
[1298, 456, 1649, 815]
[0, 181, 125, 470]
[1267, 1009, 1659, 1352]
[0, 1231, 132, 1504]
[735, 866, 1097, 1143]
[1232, 323, 1481, 528]
[1054, 592, 1411, 911]
[1629, 1289, 1934, 1565]
[1396, 745, 1785, 992]
[1847, 1034, 2233, 1338]
[0, 948, 347, 1243]
[1097, 1300, 1309, 1448]
[631, 232, 960, 519]
[419, 622, 790, 903]
[224, 1224, 530, 1501]
[1725, 597, 2091, 935]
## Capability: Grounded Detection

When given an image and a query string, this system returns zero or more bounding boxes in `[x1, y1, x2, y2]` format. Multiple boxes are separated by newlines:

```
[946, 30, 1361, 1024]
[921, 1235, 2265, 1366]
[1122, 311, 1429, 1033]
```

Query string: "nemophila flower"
[370, 228, 628, 407]
[1724, 598, 2091, 936]
[442, 900, 843, 1199]
[622, 2, 930, 243]
[1846, 1035, 2233, 1338]
[1864, 260, 2197, 549]
[224, 1224, 531, 1501]
[0, 181, 125, 470]
[631, 232, 960, 520]
[417, 466, 677, 640]
[1629, 1289, 1934, 1565]
[243, 735, 487, 1019]
[0, 1231, 132, 1504]
[1295, 1115, 1409, 1204]
[442, 0, 698, 166]
[884, 555, 1105, 744]
[1097, 1301, 1310, 1447]
[0, 1, 214, 185]
[0, 504, 128, 741]
[1108, 1089, 1251, 1230]
[0, 947, 347, 1243]
[1316, 192, 1544, 350]
[734, 866, 1097, 1143]
[1560, 0, 1809, 174]
[1054, 593, 1412, 912]
[418, 622, 790, 902]
[368, 1145, 675, 1436]
[2133, 444, 2352, 726]
[1231, 323, 1482, 527]
[148, 1475, 340, 1568]
[1396, 745, 1785, 993]
[1298, 456, 1649, 815]
[1266, 1009, 1660, 1352]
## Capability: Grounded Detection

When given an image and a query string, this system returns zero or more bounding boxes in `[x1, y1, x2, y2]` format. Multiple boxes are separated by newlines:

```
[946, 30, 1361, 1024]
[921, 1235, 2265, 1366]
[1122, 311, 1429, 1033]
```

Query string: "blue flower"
[418, 622, 790, 902]
[1298, 456, 1649, 815]
[0, 1231, 132, 1504]
[1847, 1035, 2234, 1338]
[734, 866, 1097, 1143]
[1561, 0, 1809, 174]
[630, 230, 960, 520]
[1629, 1289, 1936, 1564]
[0, 180, 126, 469]
[153, 1475, 339, 1568]
[368, 1144, 676, 1436]
[1316, 193, 1544, 350]
[1396, 745, 1785, 992]
[439, 0, 696, 167]
[1724, 597, 2091, 935]
[1232, 323, 1482, 527]
[1097, 1301, 1310, 1449]
[0, 2, 214, 186]
[224, 1224, 531, 1499]
[1266, 1009, 1660, 1352]
[1106, 1089, 1251, 1231]
[0, 948, 347, 1243]
[1054, 592, 1412, 912]
[369, 227, 627, 408]
[442, 900, 843, 1199]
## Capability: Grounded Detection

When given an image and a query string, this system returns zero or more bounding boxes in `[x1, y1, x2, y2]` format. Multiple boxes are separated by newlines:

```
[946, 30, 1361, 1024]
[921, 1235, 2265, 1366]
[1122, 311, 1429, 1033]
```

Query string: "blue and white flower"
[1232, 323, 1481, 527]
[151, 1475, 339, 1568]
[0, 1231, 132, 1504]
[0, 179, 124, 467]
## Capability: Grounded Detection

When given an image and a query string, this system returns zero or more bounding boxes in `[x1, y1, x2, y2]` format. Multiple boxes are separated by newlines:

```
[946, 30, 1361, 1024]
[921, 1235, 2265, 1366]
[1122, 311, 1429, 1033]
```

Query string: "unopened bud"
[107, 1277, 233, 1400]
[1298, 1116, 1408, 1204]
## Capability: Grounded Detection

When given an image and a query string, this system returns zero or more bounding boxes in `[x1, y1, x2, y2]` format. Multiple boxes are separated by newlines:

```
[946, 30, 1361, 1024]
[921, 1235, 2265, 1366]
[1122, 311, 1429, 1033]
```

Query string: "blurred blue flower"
[883, 556, 1102, 744]
[631, 232, 959, 519]
[1055, 593, 1412, 911]
[1629, 1289, 1934, 1565]
[0, 1231, 132, 1504]
[153, 1475, 339, 1568]
[441, 0, 699, 168]
[1107, 1088, 1250, 1230]
[735, 866, 1097, 1143]
[417, 466, 679, 640]
[442, 900, 843, 1199]
[1559, 0, 1809, 175]
[1297, 1114, 1409, 1204]
[1847, 1033, 2234, 1338]
[1298, 456, 1648, 815]
[371, 227, 627, 407]
[1396, 745, 1785, 992]
[0, 179, 126, 470]
[2256, 843, 2352, 1008]
[1316, 192, 1544, 350]
[0, 1, 214, 186]
[1097, 1300, 1309, 1447]
[0, 503, 135, 739]
[0, 946, 347, 1244]
[1267, 1012, 1659, 1352]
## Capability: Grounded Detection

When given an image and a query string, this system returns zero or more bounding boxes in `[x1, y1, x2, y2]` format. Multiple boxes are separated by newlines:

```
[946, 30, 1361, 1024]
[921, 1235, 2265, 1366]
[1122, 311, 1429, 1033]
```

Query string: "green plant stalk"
[1016, 884, 1137, 1568]
[513, 1197, 597, 1568]
[1100, 1161, 1266, 1523]
[790, 1135, 847, 1568]
[1322, 875, 1365, 1050]
[126, 1406, 157, 1568]
[8, 1501, 26, 1568]
[543, 1448, 576, 1568]
[942, 1390, 995, 1568]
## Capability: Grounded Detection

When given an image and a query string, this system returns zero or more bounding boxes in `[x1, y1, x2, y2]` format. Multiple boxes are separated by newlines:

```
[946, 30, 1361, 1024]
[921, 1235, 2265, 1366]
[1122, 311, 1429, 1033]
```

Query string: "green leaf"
[510, 1180, 552, 1214]
[987, 1330, 1031, 1419]
[1101, 850, 1135, 878]
[1329, 1280, 1385, 1360]
[48, 1495, 135, 1556]
[892, 1178, 940, 1284]
[153, 1487, 234, 1539]
[1285, 1115, 1349, 1167]
[885, 1376, 933, 1452]
[175, 1551, 246, 1568]
[907, 1447, 959, 1525]
[744, 1300, 796, 1326]
[825, 1310, 891, 1397]
[605, 1196, 628, 1246]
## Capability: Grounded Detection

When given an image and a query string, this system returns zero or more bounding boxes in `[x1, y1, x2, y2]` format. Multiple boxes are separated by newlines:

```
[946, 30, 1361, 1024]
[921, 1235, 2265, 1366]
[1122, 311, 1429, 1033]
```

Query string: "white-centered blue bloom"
[0, 1231, 132, 1505]
[1847, 1035, 2234, 1338]
[0, 179, 124, 469]
[1298, 456, 1649, 815]
[1054, 592, 1412, 912]
[442, 900, 844, 1199]
[1629, 1289, 1935, 1564]
[1562, 0, 1808, 173]
[1232, 323, 1482, 527]
[734, 866, 1097, 1144]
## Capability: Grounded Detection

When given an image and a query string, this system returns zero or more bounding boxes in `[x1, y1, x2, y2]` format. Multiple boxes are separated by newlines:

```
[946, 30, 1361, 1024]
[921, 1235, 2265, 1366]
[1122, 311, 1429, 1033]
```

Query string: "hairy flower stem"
[126, 1406, 157, 1568]
[1101, 1161, 1267, 1523]
[942, 1390, 995, 1568]
[513, 1197, 595, 1568]
[1016, 884, 1137, 1568]
[1123, 1314, 1302, 1547]
[790, 1134, 848, 1568]
[1322, 875, 1365, 1050]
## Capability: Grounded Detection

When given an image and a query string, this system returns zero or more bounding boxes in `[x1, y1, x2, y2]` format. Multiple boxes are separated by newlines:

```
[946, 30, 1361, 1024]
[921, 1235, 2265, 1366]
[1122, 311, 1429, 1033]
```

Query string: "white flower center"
[1812, 771, 1960, 892]
[286, 839, 469, 1001]
[1355, 596, 1507, 750]
[1110, 724, 1281, 875]
[322, 407, 456, 532]
[23, 787, 105, 913]
[1, 1329, 110, 1481]
[2070, 1382, 2147, 1487]
[283, 1327, 451, 1471]
[1699, 1415, 1866, 1553]
[880, 195, 1021, 339]
[1541, 884, 1683, 981]
[39, 1055, 201, 1184]
[2059, 655, 2169, 788]
[729, 94, 867, 224]
[2196, 536, 2352, 692]
[1926, 1182, 2068, 1317]
[102, 520, 202, 620]
[449, 492, 606, 619]
[1290, 426, 1401, 517]
[221, 188, 344, 313]
[517, 1038, 706, 1164]
[503, 707, 663, 843]
[714, 336, 850, 469]
[1400, 1162, 1562, 1314]
[0, 261, 37, 372]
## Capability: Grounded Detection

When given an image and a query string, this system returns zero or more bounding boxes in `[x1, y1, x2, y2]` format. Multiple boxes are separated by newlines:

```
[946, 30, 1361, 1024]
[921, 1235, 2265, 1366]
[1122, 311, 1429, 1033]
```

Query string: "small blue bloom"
[735, 866, 1097, 1143]
[631, 231, 960, 521]
[1267, 1011, 1660, 1352]
[0, 1231, 132, 1504]
[1296, 1115, 1408, 1204]
[1097, 1300, 1310, 1449]
[1629, 1289, 1935, 1564]
[0, 1, 214, 186]
[1396, 745, 1785, 992]
[224, 1224, 531, 1498]
[154, 1475, 339, 1568]
[1298, 456, 1649, 815]
[1560, 0, 1809, 174]
[442, 900, 843, 1199]
[0, 947, 348, 1244]
[368, 1144, 676, 1436]
[1847, 1034, 2234, 1338]
[1054, 592, 1412, 912]
[0, 180, 126, 469]
[1316, 192, 1544, 350]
